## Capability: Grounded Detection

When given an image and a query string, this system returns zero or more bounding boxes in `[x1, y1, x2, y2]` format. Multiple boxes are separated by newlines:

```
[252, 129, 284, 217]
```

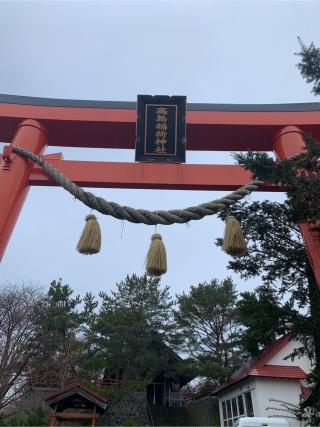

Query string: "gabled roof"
[211, 335, 307, 395]
[44, 383, 107, 410]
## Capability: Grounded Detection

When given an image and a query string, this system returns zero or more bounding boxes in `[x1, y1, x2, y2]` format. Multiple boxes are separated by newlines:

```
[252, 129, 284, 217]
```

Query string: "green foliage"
[187, 402, 220, 427]
[99, 273, 174, 335]
[233, 134, 320, 225]
[121, 419, 138, 426]
[46, 278, 82, 336]
[96, 274, 180, 382]
[175, 278, 240, 381]
[100, 380, 147, 400]
[267, 397, 320, 427]
[78, 292, 102, 383]
[216, 200, 318, 362]
[28, 278, 83, 387]
[149, 406, 195, 426]
[0, 276, 242, 418]
[0, 407, 45, 426]
[217, 201, 308, 299]
[236, 284, 298, 357]
[296, 37, 320, 96]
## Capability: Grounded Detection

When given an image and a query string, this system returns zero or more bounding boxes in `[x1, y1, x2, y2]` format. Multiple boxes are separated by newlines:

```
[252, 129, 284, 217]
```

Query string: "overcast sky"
[0, 0, 319, 299]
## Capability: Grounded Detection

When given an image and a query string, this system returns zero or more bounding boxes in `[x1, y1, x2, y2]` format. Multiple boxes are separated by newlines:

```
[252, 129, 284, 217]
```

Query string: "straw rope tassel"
[223, 216, 247, 257]
[77, 214, 101, 255]
[146, 233, 167, 276]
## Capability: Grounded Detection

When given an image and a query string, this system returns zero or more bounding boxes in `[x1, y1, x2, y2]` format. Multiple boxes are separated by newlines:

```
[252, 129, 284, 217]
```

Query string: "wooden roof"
[44, 383, 107, 411]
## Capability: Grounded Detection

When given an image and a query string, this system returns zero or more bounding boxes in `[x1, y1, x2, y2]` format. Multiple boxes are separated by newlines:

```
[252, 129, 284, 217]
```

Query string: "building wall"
[268, 339, 313, 373]
[218, 377, 304, 427]
[218, 378, 259, 427]
[254, 377, 303, 427]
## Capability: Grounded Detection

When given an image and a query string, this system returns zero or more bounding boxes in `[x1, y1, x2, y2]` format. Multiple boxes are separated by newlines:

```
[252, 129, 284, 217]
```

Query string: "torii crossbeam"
[0, 94, 320, 285]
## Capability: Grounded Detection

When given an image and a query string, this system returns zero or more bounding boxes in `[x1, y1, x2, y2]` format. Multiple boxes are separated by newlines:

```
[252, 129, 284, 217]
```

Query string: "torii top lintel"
[1, 94, 320, 151]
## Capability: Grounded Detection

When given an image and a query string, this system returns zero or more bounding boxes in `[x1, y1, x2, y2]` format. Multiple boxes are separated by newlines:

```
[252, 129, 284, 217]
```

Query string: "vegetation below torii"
[0, 275, 244, 416]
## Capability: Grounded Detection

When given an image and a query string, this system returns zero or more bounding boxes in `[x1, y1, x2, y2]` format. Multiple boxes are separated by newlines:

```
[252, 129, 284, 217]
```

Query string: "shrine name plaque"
[135, 95, 186, 163]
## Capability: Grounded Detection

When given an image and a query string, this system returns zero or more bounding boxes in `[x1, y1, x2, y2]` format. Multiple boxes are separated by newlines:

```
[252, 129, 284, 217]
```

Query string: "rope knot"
[151, 233, 162, 241]
[85, 214, 96, 221]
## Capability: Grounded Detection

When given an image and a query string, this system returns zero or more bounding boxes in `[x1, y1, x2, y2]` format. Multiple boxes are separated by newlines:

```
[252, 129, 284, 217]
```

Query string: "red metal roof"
[250, 364, 307, 379]
[211, 335, 307, 395]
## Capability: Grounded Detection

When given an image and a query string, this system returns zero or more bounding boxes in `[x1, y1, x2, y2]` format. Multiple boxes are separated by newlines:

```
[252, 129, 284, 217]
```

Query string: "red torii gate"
[0, 94, 320, 285]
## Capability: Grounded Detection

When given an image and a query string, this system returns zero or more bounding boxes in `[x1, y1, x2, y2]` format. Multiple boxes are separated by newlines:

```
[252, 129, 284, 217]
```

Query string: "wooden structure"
[44, 383, 107, 426]
[0, 95, 320, 285]
[101, 340, 191, 408]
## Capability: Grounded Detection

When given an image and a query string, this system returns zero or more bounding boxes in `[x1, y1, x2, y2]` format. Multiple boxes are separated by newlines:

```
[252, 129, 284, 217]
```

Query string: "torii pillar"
[0, 119, 48, 260]
[273, 126, 320, 286]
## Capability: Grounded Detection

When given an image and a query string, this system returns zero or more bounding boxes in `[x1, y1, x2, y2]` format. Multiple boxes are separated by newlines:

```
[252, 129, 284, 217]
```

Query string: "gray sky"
[0, 0, 319, 298]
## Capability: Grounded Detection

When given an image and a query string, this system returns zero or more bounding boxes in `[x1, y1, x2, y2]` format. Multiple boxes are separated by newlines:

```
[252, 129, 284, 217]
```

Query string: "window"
[222, 401, 228, 426]
[237, 395, 244, 415]
[232, 397, 238, 417]
[244, 392, 254, 417]
[232, 397, 238, 425]
[221, 391, 254, 427]
[226, 399, 232, 419]
[222, 402, 228, 420]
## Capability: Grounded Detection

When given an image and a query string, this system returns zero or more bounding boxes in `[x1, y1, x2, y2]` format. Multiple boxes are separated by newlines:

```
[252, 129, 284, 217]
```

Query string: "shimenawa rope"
[12, 146, 264, 225]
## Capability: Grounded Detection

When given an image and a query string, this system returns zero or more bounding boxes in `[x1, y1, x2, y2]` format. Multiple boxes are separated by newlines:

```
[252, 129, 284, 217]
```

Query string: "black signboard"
[135, 95, 186, 163]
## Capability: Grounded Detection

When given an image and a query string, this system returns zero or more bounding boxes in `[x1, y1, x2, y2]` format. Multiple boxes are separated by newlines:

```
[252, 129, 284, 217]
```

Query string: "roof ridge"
[254, 334, 291, 369]
[44, 382, 107, 403]
[1, 93, 320, 112]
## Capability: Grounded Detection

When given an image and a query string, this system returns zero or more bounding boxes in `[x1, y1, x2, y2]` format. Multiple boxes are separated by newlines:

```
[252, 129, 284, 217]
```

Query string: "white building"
[211, 335, 312, 427]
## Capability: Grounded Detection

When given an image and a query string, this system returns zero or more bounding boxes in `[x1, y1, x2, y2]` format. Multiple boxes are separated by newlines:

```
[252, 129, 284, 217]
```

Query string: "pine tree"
[95, 274, 179, 383]
[28, 279, 82, 388]
[296, 37, 320, 96]
[175, 278, 241, 382]
[236, 283, 300, 358]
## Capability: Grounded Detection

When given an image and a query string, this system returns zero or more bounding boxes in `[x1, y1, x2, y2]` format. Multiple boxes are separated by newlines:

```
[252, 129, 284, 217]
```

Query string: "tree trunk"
[307, 262, 320, 372]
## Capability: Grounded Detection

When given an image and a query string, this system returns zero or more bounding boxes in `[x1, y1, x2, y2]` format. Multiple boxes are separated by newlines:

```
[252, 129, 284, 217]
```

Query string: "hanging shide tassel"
[76, 214, 101, 255]
[223, 216, 247, 257]
[146, 233, 167, 276]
